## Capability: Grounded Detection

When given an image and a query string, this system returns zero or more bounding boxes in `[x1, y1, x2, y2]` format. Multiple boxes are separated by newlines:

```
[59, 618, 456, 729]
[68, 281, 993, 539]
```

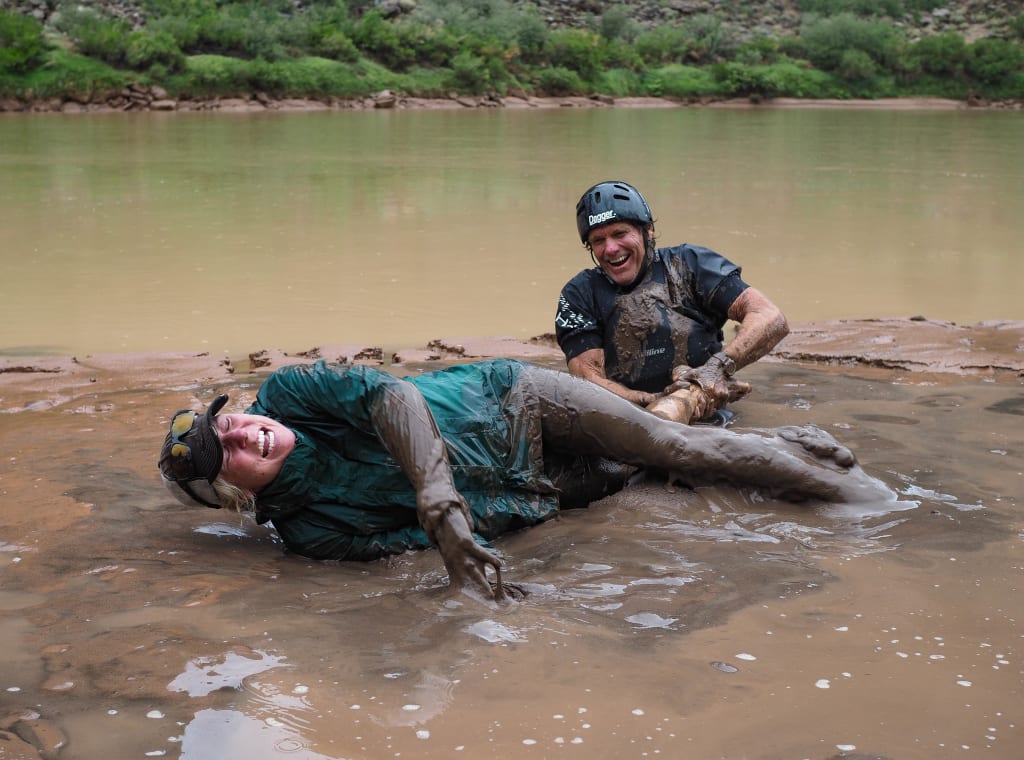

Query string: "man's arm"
[675, 287, 789, 417]
[722, 286, 790, 370]
[567, 348, 658, 407]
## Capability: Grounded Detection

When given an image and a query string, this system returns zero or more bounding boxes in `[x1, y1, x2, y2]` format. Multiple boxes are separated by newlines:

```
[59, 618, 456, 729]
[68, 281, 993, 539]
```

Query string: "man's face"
[588, 221, 649, 287]
[216, 413, 295, 495]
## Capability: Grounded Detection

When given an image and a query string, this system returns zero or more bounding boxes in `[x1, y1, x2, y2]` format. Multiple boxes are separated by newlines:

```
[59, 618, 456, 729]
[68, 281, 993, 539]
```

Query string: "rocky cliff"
[7, 0, 1020, 42]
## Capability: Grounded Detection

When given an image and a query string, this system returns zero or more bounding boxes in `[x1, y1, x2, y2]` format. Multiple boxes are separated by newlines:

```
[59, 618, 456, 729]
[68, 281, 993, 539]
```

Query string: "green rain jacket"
[248, 359, 561, 561]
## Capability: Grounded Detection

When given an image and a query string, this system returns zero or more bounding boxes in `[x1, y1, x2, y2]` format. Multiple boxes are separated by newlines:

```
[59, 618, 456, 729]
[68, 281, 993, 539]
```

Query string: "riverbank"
[4, 87, 1024, 114]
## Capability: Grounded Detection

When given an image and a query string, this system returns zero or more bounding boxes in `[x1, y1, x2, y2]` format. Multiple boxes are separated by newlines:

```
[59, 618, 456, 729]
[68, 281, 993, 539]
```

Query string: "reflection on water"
[168, 650, 288, 698]
[181, 709, 335, 760]
[1, 108, 1023, 357]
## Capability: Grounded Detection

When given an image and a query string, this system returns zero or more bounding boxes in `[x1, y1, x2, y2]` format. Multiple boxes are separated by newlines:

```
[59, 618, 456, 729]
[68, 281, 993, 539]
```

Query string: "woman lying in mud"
[159, 358, 893, 602]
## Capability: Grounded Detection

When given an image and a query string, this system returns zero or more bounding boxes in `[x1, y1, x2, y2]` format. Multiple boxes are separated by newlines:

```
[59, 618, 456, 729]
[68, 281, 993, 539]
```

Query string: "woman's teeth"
[257, 429, 275, 457]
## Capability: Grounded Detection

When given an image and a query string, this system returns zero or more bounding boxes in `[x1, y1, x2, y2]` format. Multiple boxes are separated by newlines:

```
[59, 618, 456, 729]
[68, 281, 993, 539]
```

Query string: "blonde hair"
[213, 478, 255, 513]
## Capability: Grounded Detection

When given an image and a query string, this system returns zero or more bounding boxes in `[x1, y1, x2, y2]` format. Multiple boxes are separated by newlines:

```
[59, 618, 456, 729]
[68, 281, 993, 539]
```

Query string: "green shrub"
[0, 47, 126, 98]
[994, 71, 1024, 98]
[598, 5, 640, 43]
[0, 9, 47, 74]
[396, 65, 450, 98]
[450, 51, 490, 93]
[713, 61, 784, 97]
[635, 27, 690, 65]
[906, 31, 966, 77]
[413, 0, 523, 46]
[311, 30, 360, 62]
[760, 61, 834, 97]
[903, 0, 946, 12]
[735, 37, 783, 66]
[140, 0, 218, 17]
[799, 12, 904, 72]
[514, 11, 549, 62]
[1011, 15, 1024, 42]
[593, 67, 643, 96]
[56, 7, 133, 66]
[965, 37, 1024, 86]
[350, 12, 457, 70]
[599, 39, 642, 70]
[125, 30, 186, 73]
[533, 66, 584, 96]
[181, 53, 253, 93]
[685, 14, 735, 63]
[712, 60, 837, 98]
[798, 0, 903, 17]
[351, 11, 408, 69]
[545, 29, 601, 79]
[645, 64, 717, 99]
[837, 48, 878, 82]
[174, 53, 385, 97]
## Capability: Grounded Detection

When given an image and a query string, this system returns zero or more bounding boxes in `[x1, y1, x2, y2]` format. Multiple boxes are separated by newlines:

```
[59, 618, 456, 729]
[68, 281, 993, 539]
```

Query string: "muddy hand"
[726, 378, 752, 402]
[424, 501, 508, 603]
[674, 362, 733, 417]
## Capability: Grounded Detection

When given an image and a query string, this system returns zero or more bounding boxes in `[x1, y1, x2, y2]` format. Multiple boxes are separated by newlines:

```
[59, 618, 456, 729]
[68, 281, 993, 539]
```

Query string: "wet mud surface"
[0, 319, 1021, 759]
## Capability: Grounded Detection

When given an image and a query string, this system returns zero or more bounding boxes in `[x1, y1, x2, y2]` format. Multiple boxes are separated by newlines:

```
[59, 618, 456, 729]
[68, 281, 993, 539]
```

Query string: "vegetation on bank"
[2, 0, 1023, 104]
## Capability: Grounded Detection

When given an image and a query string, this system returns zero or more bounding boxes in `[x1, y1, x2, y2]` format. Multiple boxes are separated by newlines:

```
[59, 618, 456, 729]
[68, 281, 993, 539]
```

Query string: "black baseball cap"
[158, 394, 229, 508]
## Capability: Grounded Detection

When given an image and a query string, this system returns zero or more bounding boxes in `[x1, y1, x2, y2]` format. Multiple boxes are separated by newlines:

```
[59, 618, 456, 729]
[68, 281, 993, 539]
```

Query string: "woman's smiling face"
[216, 413, 295, 494]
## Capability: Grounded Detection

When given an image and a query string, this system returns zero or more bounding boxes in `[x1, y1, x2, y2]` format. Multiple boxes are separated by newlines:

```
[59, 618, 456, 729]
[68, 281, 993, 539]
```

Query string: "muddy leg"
[521, 368, 893, 504]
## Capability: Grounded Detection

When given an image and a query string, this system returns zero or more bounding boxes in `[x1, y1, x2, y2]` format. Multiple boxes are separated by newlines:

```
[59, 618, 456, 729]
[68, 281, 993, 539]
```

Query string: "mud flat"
[0, 317, 1021, 759]
[2, 318, 1021, 405]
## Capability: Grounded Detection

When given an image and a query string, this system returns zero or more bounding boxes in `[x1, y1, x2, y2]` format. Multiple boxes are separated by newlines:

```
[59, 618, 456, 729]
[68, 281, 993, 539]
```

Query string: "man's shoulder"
[562, 266, 605, 288]
[657, 243, 715, 260]
[560, 267, 613, 302]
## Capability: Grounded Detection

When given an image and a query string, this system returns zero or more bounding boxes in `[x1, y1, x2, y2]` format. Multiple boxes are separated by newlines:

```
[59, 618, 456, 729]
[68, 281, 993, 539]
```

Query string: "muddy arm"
[568, 348, 658, 406]
[724, 287, 790, 369]
[667, 288, 784, 419]
[369, 380, 506, 602]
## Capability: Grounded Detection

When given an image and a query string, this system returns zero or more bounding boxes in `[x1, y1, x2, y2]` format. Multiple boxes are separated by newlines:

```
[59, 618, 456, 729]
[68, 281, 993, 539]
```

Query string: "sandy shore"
[6, 89, 1023, 114]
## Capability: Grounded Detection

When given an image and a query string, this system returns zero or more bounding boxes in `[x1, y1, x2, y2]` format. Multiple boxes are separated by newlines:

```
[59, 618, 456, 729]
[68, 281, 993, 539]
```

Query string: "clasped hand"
[661, 362, 752, 421]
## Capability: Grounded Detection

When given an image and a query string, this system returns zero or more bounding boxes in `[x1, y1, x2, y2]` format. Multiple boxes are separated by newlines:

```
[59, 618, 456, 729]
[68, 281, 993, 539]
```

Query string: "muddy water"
[1, 353, 1021, 759]
[1, 108, 1023, 359]
[1, 107, 1022, 758]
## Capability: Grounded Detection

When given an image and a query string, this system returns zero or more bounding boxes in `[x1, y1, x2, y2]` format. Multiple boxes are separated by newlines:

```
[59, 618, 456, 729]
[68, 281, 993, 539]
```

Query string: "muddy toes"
[776, 425, 857, 467]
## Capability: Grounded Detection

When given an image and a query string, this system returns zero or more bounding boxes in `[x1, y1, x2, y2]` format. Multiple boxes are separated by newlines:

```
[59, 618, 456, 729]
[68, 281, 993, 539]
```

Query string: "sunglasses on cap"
[165, 409, 202, 480]
[160, 393, 227, 482]
[160, 394, 229, 509]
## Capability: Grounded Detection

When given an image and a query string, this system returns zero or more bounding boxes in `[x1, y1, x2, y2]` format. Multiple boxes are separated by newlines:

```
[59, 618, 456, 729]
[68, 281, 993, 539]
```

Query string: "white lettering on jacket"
[589, 210, 617, 226]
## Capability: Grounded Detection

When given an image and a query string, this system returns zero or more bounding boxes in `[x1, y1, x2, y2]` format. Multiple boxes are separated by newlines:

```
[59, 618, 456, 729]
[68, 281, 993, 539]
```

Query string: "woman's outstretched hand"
[421, 500, 510, 604]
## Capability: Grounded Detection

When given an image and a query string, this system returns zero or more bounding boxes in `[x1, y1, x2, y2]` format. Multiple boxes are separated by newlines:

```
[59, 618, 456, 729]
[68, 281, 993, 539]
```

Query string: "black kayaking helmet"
[575, 181, 654, 244]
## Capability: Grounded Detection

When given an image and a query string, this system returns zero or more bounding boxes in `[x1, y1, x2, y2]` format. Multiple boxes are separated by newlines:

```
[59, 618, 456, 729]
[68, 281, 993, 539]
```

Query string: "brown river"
[1, 105, 1022, 759]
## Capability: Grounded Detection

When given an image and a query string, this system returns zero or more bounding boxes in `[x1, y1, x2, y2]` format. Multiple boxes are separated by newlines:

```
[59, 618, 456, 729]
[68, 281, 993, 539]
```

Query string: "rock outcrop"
[3, 0, 1018, 42]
